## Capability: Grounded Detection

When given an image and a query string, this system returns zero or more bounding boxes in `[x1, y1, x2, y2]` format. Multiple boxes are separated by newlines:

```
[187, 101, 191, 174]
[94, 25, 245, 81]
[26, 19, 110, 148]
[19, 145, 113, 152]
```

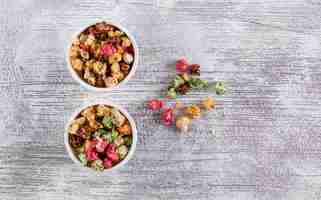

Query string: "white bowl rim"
[66, 20, 139, 92]
[64, 100, 138, 173]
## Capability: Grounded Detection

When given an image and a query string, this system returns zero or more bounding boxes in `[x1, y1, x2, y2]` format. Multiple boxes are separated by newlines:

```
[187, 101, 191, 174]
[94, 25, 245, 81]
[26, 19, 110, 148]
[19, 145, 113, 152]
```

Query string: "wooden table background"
[1, 0, 321, 199]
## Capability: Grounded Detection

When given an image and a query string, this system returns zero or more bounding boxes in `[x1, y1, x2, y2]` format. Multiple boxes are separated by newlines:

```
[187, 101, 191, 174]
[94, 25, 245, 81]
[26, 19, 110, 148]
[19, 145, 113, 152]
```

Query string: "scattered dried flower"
[185, 105, 201, 119]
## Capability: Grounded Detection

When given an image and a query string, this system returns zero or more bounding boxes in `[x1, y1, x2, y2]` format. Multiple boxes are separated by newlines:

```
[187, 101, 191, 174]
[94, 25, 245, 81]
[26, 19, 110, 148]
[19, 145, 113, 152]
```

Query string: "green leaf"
[78, 153, 88, 166]
[173, 75, 185, 88]
[123, 136, 132, 146]
[214, 81, 227, 95]
[102, 133, 113, 143]
[102, 116, 114, 129]
[111, 129, 119, 141]
[92, 159, 104, 171]
[94, 128, 108, 138]
[167, 87, 177, 99]
[188, 77, 208, 89]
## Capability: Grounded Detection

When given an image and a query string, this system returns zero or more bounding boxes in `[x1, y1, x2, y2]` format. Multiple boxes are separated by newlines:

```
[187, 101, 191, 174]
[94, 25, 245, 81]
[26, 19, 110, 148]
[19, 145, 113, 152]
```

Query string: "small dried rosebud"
[176, 57, 189, 74]
[95, 138, 108, 153]
[103, 158, 113, 169]
[177, 83, 191, 95]
[201, 96, 215, 110]
[120, 63, 130, 74]
[121, 36, 131, 47]
[104, 76, 118, 87]
[108, 53, 122, 64]
[167, 87, 177, 99]
[185, 105, 201, 119]
[215, 82, 227, 95]
[176, 116, 191, 133]
[101, 43, 116, 56]
[123, 52, 134, 64]
[173, 75, 185, 88]
[147, 99, 164, 110]
[69, 134, 84, 148]
[161, 108, 174, 126]
[189, 64, 200, 76]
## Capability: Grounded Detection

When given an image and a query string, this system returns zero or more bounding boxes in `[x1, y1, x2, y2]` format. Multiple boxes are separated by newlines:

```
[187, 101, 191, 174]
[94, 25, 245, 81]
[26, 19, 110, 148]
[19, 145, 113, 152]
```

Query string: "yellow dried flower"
[71, 58, 83, 71]
[176, 116, 191, 133]
[121, 37, 131, 47]
[110, 62, 120, 73]
[108, 53, 122, 64]
[185, 105, 201, 119]
[112, 71, 125, 81]
[108, 30, 115, 37]
[201, 96, 215, 110]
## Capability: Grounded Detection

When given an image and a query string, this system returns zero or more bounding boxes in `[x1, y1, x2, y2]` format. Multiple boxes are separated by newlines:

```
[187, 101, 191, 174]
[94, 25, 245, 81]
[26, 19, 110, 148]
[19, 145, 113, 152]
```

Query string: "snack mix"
[68, 105, 133, 171]
[69, 22, 135, 88]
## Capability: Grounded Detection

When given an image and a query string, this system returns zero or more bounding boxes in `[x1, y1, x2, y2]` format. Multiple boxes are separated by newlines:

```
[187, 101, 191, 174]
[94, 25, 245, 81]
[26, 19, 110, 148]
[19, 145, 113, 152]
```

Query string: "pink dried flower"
[103, 159, 113, 168]
[107, 151, 119, 162]
[161, 108, 174, 126]
[106, 143, 116, 154]
[95, 138, 108, 153]
[86, 147, 98, 161]
[147, 99, 164, 110]
[101, 43, 116, 56]
[176, 57, 189, 74]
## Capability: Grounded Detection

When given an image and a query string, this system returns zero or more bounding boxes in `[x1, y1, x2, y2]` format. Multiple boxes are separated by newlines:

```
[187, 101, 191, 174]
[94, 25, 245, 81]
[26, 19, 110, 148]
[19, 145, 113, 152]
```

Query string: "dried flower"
[176, 116, 191, 132]
[104, 76, 118, 87]
[147, 99, 164, 110]
[185, 105, 201, 119]
[123, 52, 134, 64]
[108, 53, 122, 64]
[78, 153, 88, 166]
[173, 75, 185, 88]
[189, 64, 200, 76]
[117, 145, 128, 159]
[71, 58, 83, 71]
[117, 123, 132, 136]
[167, 87, 177, 99]
[161, 108, 174, 126]
[120, 63, 130, 74]
[214, 82, 227, 95]
[110, 62, 120, 73]
[69, 134, 84, 148]
[201, 96, 215, 110]
[103, 158, 113, 168]
[177, 83, 191, 95]
[188, 77, 208, 89]
[91, 159, 104, 171]
[121, 37, 131, 47]
[176, 57, 189, 74]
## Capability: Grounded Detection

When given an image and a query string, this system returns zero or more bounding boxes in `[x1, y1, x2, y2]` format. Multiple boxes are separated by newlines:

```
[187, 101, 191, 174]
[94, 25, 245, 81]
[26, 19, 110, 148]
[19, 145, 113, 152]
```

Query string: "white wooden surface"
[1, 0, 321, 199]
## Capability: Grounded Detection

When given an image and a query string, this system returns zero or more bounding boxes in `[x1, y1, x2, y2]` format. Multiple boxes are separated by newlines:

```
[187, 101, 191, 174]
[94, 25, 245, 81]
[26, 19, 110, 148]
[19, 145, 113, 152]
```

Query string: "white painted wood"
[0, 0, 321, 199]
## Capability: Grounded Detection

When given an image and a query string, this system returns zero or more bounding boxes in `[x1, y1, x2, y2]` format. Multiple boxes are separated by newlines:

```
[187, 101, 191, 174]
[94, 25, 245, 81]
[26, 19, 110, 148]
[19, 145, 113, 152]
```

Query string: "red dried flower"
[103, 159, 113, 168]
[177, 83, 191, 95]
[147, 99, 164, 110]
[189, 64, 200, 76]
[101, 43, 116, 56]
[95, 138, 108, 153]
[176, 57, 189, 74]
[161, 108, 174, 126]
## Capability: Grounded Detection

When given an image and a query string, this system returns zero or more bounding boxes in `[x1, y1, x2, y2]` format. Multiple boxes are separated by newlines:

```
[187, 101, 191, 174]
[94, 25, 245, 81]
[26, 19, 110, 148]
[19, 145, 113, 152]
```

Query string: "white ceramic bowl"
[64, 101, 137, 173]
[66, 20, 139, 92]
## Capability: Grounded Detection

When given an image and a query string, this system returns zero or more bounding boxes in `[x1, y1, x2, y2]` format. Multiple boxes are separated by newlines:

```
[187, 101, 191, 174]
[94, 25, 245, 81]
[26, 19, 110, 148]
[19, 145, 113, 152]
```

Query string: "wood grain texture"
[0, 0, 321, 199]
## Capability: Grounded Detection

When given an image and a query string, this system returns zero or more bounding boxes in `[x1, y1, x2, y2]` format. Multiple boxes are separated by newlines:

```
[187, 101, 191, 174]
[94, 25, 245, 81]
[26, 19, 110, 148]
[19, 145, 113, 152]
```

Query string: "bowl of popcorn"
[64, 101, 137, 172]
[67, 21, 138, 91]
